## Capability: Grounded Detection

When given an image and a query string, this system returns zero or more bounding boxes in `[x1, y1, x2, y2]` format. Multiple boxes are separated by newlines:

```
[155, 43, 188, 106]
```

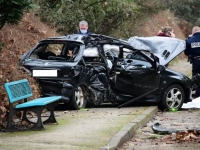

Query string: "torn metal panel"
[84, 65, 109, 106]
[152, 123, 180, 135]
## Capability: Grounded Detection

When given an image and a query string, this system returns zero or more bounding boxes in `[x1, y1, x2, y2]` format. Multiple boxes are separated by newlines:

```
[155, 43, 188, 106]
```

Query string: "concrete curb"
[100, 106, 159, 150]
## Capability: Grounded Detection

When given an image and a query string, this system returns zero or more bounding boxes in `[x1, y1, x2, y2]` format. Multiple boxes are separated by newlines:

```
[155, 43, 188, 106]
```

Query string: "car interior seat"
[38, 51, 56, 60]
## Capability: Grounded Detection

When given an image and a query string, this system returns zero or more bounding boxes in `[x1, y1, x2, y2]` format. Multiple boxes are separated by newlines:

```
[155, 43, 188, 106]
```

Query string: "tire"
[159, 84, 185, 111]
[68, 86, 87, 110]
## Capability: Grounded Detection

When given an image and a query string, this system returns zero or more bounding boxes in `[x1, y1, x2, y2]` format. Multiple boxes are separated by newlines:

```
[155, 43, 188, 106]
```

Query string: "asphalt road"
[0, 103, 158, 150]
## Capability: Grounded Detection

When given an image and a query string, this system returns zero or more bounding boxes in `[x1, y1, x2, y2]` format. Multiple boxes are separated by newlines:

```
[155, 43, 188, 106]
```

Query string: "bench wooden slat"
[16, 96, 62, 108]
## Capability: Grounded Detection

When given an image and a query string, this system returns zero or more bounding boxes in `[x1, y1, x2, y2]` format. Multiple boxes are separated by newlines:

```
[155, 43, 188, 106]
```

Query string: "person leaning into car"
[184, 26, 200, 98]
[157, 26, 175, 38]
[77, 20, 93, 34]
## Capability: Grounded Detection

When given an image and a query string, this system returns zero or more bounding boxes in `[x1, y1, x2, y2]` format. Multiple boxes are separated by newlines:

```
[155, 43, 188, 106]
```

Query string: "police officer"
[184, 26, 200, 98]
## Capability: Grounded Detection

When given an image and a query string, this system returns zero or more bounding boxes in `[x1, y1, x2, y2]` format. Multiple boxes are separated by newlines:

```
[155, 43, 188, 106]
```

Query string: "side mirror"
[157, 65, 165, 72]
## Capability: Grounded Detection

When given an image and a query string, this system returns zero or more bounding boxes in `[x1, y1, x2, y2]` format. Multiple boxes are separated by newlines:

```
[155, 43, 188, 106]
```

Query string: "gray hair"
[79, 20, 88, 26]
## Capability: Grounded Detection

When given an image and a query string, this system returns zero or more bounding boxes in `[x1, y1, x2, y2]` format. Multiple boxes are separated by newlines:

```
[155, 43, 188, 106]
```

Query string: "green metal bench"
[4, 79, 62, 131]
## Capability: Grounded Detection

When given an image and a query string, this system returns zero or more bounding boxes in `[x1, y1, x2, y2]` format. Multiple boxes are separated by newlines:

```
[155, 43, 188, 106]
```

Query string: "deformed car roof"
[23, 34, 186, 66]
[39, 34, 85, 44]
[127, 36, 186, 66]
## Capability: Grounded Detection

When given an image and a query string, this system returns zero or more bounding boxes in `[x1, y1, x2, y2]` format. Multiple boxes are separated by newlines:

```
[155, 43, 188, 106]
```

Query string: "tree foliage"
[164, 0, 200, 25]
[0, 0, 34, 30]
[34, 0, 161, 37]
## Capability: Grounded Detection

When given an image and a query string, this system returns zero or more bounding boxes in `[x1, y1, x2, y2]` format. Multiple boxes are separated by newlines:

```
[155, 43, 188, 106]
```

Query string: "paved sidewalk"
[0, 105, 158, 150]
[100, 106, 158, 150]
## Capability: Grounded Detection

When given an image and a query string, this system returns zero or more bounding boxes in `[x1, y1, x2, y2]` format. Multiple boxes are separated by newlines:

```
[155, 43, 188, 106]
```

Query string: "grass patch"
[147, 135, 159, 139]
[79, 108, 89, 111]
[1, 114, 70, 137]
[187, 71, 192, 78]
[169, 57, 181, 65]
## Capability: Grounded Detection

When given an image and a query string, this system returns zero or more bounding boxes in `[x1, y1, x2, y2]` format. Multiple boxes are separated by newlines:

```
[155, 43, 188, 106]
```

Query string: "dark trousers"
[192, 59, 200, 97]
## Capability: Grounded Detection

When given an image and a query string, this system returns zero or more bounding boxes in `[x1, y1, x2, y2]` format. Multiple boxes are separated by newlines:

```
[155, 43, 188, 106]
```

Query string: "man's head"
[79, 20, 88, 34]
[192, 26, 200, 35]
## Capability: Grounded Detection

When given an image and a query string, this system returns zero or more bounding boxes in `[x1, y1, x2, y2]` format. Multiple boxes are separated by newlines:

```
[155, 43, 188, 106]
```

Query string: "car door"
[115, 47, 160, 98]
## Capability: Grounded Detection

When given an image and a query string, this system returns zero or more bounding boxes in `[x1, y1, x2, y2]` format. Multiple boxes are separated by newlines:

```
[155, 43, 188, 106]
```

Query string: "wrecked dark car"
[19, 34, 192, 110]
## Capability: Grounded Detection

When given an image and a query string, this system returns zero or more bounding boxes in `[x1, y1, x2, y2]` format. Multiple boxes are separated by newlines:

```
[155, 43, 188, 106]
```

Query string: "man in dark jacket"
[77, 20, 93, 34]
[184, 26, 200, 98]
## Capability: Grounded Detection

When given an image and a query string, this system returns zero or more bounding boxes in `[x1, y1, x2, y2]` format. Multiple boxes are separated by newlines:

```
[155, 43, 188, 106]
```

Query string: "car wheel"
[68, 86, 87, 110]
[159, 84, 185, 111]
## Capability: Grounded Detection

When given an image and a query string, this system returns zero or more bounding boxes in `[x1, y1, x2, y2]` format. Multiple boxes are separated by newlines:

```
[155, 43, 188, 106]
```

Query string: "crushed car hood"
[127, 36, 186, 66]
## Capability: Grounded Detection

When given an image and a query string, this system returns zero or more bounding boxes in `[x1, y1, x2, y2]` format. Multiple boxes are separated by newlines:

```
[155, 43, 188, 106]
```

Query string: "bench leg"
[6, 106, 18, 131]
[6, 102, 58, 131]
[21, 110, 36, 125]
[43, 101, 58, 124]
[29, 107, 45, 130]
